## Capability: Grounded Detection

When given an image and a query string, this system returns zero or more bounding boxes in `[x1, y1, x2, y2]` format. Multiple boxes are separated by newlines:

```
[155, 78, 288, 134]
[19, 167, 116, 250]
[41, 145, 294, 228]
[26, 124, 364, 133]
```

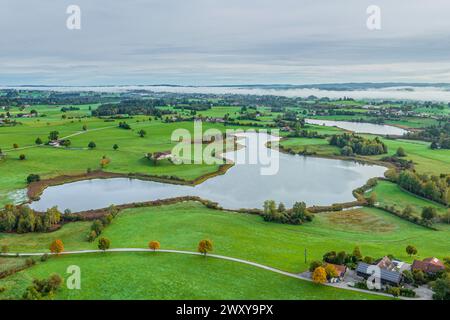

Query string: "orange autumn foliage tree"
[149, 241, 160, 251]
[49, 239, 64, 255]
[100, 157, 111, 168]
[312, 266, 327, 284]
[198, 239, 213, 255]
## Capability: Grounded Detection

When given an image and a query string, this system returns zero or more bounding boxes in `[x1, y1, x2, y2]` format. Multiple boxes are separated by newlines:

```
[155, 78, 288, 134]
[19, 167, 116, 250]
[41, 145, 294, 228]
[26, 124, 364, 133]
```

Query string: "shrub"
[26, 174, 41, 184]
[19, 154, 26, 160]
[25, 258, 36, 267]
[400, 288, 416, 297]
[363, 256, 374, 264]
[387, 286, 400, 297]
[98, 237, 111, 251]
[309, 260, 323, 272]
[40, 254, 49, 262]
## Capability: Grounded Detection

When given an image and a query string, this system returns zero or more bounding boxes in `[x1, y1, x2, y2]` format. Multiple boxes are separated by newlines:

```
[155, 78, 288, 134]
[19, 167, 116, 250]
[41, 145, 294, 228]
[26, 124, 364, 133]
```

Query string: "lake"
[305, 119, 408, 135]
[30, 132, 387, 212]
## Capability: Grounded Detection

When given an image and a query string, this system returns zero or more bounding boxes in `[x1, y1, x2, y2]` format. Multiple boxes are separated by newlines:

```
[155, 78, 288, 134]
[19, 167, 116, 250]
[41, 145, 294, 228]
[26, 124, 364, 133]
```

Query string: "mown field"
[0, 201, 448, 299]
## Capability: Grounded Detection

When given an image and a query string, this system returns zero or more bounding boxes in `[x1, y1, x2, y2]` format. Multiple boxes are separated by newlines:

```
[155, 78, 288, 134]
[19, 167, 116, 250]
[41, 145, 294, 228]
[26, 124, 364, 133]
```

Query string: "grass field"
[0, 114, 237, 205]
[1, 200, 448, 299]
[366, 180, 449, 219]
[279, 135, 450, 176]
[376, 139, 450, 175]
[1, 201, 449, 271]
[0, 253, 388, 300]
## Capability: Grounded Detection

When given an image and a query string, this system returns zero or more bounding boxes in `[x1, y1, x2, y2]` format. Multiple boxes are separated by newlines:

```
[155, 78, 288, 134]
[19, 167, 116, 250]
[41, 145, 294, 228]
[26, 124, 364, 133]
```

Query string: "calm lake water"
[305, 119, 408, 136]
[30, 132, 386, 212]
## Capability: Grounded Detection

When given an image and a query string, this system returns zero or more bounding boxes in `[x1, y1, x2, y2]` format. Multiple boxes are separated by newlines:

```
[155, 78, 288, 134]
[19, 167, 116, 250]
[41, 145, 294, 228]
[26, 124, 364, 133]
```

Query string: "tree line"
[329, 133, 388, 156]
[0, 205, 61, 233]
[263, 200, 313, 225]
[395, 170, 450, 205]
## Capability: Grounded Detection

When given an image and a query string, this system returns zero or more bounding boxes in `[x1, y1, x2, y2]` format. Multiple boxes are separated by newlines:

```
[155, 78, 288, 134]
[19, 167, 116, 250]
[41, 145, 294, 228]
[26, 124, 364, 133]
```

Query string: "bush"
[309, 260, 323, 272]
[19, 154, 26, 160]
[400, 288, 416, 297]
[40, 254, 49, 262]
[387, 286, 400, 297]
[25, 258, 36, 267]
[26, 174, 41, 184]
[98, 237, 111, 251]
[363, 256, 374, 264]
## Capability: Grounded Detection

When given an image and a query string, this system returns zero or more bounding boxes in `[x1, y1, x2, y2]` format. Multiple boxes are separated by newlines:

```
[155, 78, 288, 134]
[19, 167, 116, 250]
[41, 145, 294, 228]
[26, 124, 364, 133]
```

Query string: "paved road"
[1, 248, 418, 300]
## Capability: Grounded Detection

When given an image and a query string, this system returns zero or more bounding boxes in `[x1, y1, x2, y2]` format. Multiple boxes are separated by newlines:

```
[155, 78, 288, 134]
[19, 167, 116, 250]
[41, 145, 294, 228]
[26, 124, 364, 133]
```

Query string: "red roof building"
[412, 257, 445, 274]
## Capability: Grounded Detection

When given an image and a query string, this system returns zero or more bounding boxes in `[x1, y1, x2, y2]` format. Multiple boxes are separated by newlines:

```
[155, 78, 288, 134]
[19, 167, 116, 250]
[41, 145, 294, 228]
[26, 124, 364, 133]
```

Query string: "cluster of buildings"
[355, 256, 445, 286]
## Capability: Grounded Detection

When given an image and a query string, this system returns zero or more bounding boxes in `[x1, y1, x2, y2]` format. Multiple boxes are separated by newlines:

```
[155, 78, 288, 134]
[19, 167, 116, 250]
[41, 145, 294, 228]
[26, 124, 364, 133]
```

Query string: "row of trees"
[396, 170, 450, 205]
[329, 133, 388, 156]
[87, 205, 119, 242]
[262, 200, 313, 225]
[0, 205, 61, 233]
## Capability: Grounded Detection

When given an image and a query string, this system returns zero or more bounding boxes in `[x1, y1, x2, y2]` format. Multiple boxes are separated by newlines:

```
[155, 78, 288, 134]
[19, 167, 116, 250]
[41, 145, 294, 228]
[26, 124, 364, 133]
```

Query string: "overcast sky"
[1, 0, 450, 85]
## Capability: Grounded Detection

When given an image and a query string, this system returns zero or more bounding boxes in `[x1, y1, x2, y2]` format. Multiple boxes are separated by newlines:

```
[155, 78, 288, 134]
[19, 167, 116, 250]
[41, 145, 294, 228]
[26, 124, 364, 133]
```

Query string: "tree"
[35, 137, 43, 145]
[277, 202, 286, 213]
[149, 241, 160, 251]
[13, 143, 18, 149]
[352, 246, 362, 262]
[19, 154, 26, 160]
[406, 245, 418, 256]
[82, 124, 87, 131]
[100, 156, 111, 168]
[88, 141, 96, 149]
[90, 220, 103, 235]
[366, 192, 377, 206]
[138, 129, 147, 138]
[49, 239, 64, 255]
[62, 140, 71, 148]
[325, 264, 339, 279]
[309, 260, 323, 272]
[432, 277, 450, 300]
[198, 239, 213, 256]
[396, 147, 407, 157]
[98, 237, 111, 251]
[113, 144, 119, 151]
[87, 230, 97, 242]
[422, 206, 437, 221]
[312, 266, 327, 284]
[48, 131, 59, 141]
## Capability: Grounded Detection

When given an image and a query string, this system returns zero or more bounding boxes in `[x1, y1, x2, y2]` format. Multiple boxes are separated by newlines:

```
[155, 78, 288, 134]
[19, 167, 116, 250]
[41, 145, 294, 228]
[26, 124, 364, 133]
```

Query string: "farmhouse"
[412, 257, 445, 274]
[375, 256, 411, 273]
[356, 262, 403, 286]
[325, 263, 347, 279]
